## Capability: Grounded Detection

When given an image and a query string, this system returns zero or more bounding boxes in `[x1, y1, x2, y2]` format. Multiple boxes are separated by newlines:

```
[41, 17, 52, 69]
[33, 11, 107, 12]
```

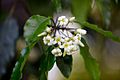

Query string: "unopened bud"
[69, 17, 75, 21]
[77, 29, 87, 35]
[37, 32, 47, 37]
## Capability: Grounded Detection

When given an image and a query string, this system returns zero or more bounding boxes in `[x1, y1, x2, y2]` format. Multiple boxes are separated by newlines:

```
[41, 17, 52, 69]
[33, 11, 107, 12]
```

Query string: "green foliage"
[39, 46, 56, 80]
[24, 15, 50, 45]
[96, 0, 111, 27]
[56, 55, 72, 78]
[82, 22, 120, 42]
[52, 0, 62, 13]
[72, 0, 91, 22]
[11, 47, 30, 80]
[10, 1, 120, 80]
[80, 38, 100, 80]
[11, 15, 50, 80]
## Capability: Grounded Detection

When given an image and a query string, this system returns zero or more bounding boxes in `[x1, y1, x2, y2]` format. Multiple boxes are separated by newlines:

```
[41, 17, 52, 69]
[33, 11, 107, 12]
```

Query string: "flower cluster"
[38, 16, 87, 57]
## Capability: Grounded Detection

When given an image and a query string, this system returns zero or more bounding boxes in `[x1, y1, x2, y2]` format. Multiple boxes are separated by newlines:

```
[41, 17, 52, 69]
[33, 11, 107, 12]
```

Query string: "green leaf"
[39, 72, 47, 80]
[24, 15, 50, 45]
[10, 47, 30, 80]
[71, 0, 91, 22]
[52, 0, 62, 13]
[80, 38, 100, 80]
[39, 46, 55, 79]
[82, 22, 120, 42]
[47, 47, 56, 71]
[56, 55, 72, 78]
[11, 15, 50, 80]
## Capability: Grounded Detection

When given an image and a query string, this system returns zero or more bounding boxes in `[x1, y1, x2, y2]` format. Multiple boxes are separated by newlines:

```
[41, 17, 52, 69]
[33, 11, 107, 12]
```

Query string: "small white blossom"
[67, 45, 78, 55]
[73, 34, 81, 44]
[51, 48, 62, 56]
[73, 34, 84, 47]
[54, 35, 64, 46]
[58, 16, 68, 26]
[46, 27, 52, 33]
[43, 35, 54, 46]
[62, 41, 74, 56]
[76, 29, 87, 35]
[37, 32, 47, 37]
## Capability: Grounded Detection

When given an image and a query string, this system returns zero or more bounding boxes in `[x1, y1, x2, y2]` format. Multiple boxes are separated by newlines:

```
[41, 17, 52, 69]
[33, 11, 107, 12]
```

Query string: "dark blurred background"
[0, 0, 120, 80]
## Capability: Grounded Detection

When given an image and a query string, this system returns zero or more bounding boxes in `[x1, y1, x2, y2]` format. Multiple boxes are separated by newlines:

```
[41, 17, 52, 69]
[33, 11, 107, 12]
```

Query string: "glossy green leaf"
[47, 47, 56, 71]
[24, 15, 50, 45]
[39, 46, 55, 79]
[80, 38, 100, 80]
[11, 15, 50, 80]
[10, 47, 30, 80]
[72, 0, 91, 22]
[56, 55, 72, 78]
[82, 22, 120, 42]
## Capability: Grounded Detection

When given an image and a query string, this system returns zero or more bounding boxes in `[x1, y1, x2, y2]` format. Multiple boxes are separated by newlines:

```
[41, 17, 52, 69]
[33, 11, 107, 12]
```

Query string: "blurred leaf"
[82, 22, 120, 42]
[80, 38, 100, 80]
[24, 15, 50, 45]
[27, 0, 53, 16]
[96, 0, 111, 27]
[56, 55, 72, 78]
[39, 46, 55, 80]
[52, 0, 62, 13]
[10, 47, 30, 80]
[72, 0, 91, 22]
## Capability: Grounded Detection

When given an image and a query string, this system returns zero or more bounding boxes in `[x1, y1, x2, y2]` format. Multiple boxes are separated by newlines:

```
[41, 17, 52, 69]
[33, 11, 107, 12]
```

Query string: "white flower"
[67, 45, 78, 55]
[62, 41, 73, 56]
[46, 27, 52, 33]
[73, 34, 84, 47]
[69, 17, 75, 22]
[54, 35, 64, 47]
[73, 34, 81, 42]
[76, 29, 87, 35]
[51, 48, 62, 56]
[37, 32, 47, 37]
[43, 35, 54, 46]
[58, 16, 68, 26]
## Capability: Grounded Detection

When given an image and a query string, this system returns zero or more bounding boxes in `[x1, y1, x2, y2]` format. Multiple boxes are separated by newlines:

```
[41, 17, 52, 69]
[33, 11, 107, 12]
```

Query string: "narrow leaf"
[56, 55, 72, 78]
[10, 47, 30, 80]
[80, 38, 100, 80]
[82, 22, 120, 42]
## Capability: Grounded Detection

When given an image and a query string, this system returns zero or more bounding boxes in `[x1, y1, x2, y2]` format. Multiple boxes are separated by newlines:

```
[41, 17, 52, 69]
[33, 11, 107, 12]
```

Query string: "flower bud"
[37, 32, 47, 37]
[77, 29, 87, 35]
[69, 17, 75, 21]
[46, 27, 52, 33]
